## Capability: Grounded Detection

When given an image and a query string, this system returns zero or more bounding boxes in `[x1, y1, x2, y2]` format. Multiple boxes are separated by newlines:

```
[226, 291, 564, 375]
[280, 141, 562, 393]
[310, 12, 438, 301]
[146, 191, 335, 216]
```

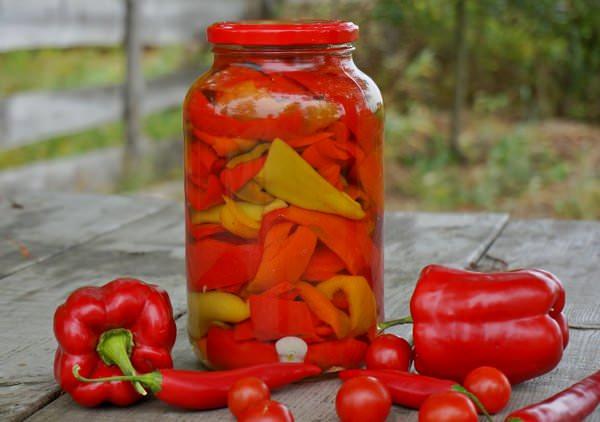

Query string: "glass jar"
[183, 21, 384, 371]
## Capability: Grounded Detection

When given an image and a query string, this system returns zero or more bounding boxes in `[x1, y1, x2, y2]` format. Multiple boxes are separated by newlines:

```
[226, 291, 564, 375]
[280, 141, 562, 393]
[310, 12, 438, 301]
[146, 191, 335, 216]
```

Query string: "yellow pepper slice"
[316, 275, 377, 337]
[255, 139, 365, 220]
[190, 205, 222, 224]
[187, 291, 249, 339]
[235, 180, 275, 204]
[220, 197, 287, 239]
[226, 143, 270, 169]
[296, 281, 351, 339]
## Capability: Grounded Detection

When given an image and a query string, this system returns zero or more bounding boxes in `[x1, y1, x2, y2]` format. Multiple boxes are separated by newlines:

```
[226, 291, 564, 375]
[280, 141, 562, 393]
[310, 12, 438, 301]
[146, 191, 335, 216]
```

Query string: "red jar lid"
[207, 20, 359, 46]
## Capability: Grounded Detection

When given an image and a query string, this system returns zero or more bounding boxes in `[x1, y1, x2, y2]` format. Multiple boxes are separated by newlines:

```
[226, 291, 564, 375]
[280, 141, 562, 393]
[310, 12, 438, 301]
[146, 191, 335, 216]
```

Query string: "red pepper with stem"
[339, 369, 492, 420]
[505, 370, 600, 422]
[73, 362, 321, 410]
[380, 265, 569, 385]
[53, 278, 176, 407]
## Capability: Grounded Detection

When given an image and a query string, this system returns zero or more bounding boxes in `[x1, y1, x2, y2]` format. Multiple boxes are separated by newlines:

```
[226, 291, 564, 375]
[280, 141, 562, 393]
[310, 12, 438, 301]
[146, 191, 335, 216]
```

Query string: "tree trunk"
[449, 0, 467, 161]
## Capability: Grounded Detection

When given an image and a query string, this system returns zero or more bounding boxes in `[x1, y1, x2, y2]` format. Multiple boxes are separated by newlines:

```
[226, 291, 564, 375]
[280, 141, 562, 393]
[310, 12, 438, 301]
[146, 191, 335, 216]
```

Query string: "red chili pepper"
[73, 362, 321, 410]
[505, 370, 600, 422]
[339, 369, 456, 410]
[305, 338, 368, 370]
[407, 265, 568, 385]
[206, 326, 278, 370]
[53, 279, 176, 407]
[249, 294, 317, 341]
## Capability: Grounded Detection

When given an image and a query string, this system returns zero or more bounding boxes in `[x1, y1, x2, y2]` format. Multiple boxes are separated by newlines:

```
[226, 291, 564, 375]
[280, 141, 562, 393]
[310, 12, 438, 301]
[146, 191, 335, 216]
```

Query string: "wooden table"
[1, 192, 598, 421]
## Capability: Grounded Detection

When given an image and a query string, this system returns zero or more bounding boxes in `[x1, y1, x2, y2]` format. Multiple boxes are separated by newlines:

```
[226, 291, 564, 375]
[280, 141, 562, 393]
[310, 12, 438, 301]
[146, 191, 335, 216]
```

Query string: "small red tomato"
[238, 400, 294, 422]
[336, 376, 391, 422]
[228, 377, 271, 418]
[365, 334, 412, 371]
[463, 366, 511, 414]
[419, 391, 478, 422]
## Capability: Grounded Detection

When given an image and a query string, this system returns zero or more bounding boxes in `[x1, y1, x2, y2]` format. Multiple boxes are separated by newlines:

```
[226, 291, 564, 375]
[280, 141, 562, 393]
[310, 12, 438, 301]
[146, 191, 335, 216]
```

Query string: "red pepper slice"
[206, 326, 278, 370]
[233, 320, 256, 341]
[286, 67, 366, 135]
[247, 222, 317, 293]
[302, 245, 346, 282]
[186, 175, 224, 211]
[305, 338, 368, 370]
[262, 206, 373, 277]
[185, 89, 312, 140]
[187, 238, 261, 291]
[249, 294, 317, 341]
[189, 223, 226, 240]
[220, 156, 267, 193]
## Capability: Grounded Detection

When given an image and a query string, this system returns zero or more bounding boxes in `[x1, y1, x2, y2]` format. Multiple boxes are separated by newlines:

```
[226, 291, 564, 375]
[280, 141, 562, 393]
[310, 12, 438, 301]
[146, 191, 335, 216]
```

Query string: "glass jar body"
[183, 44, 384, 370]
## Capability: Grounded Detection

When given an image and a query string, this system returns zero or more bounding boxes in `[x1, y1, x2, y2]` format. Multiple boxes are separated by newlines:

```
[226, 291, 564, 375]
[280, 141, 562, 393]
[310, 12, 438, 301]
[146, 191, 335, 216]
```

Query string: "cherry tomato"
[238, 400, 294, 422]
[419, 391, 478, 422]
[463, 366, 511, 414]
[365, 334, 412, 371]
[228, 377, 271, 418]
[336, 376, 391, 422]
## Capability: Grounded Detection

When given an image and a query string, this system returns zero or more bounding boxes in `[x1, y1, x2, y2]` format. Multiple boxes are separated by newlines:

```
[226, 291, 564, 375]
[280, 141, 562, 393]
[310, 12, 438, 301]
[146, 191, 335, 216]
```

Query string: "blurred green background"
[1, 0, 598, 219]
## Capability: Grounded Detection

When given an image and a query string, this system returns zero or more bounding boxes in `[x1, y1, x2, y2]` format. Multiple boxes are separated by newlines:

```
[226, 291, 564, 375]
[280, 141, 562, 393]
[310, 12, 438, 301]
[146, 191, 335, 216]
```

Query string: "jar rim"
[207, 20, 359, 46]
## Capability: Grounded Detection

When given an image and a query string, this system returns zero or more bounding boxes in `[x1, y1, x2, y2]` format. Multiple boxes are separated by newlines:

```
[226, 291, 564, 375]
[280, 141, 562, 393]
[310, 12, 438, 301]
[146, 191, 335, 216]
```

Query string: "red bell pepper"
[187, 238, 262, 292]
[206, 326, 278, 370]
[408, 265, 569, 385]
[305, 338, 368, 370]
[249, 294, 317, 341]
[53, 278, 176, 407]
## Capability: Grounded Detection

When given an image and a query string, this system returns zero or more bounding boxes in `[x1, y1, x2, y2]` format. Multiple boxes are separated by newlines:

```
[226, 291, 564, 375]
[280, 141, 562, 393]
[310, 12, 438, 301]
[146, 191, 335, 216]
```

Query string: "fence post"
[122, 0, 144, 184]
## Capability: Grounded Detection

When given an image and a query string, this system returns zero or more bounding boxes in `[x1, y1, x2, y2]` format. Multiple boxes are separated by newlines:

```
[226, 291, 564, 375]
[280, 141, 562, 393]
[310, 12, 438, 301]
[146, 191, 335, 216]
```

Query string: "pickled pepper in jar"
[183, 21, 384, 371]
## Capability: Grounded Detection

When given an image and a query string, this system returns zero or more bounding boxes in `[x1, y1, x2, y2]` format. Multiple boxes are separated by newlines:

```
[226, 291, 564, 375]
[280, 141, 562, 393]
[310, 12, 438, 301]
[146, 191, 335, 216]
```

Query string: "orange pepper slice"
[296, 282, 351, 339]
[247, 223, 317, 293]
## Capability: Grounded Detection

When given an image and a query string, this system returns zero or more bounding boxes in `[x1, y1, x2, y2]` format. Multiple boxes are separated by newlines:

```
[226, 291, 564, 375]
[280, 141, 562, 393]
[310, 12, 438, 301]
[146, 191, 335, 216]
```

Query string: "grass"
[0, 46, 188, 95]
[0, 107, 183, 170]
[384, 106, 600, 219]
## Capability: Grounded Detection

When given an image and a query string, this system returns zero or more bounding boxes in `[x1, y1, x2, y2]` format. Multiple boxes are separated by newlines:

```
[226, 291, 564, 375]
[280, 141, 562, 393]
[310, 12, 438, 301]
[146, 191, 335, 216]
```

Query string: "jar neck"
[211, 44, 355, 69]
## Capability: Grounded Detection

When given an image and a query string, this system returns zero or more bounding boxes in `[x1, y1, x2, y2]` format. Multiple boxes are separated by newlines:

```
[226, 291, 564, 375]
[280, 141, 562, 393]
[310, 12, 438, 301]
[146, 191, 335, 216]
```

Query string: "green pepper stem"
[95, 328, 147, 396]
[72, 364, 162, 393]
[377, 316, 413, 332]
[451, 384, 493, 422]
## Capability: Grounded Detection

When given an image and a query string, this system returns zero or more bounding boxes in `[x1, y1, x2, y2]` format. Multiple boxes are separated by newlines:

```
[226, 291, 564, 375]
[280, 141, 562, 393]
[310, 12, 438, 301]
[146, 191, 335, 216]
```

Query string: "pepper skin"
[339, 369, 456, 409]
[74, 362, 321, 410]
[206, 326, 278, 369]
[53, 278, 176, 407]
[410, 265, 568, 384]
[505, 370, 600, 422]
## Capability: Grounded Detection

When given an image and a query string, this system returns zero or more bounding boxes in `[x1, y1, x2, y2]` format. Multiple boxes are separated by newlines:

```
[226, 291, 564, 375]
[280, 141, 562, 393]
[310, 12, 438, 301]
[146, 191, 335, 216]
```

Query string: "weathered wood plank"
[0, 68, 196, 150]
[0, 191, 168, 279]
[0, 202, 185, 421]
[476, 219, 600, 328]
[0, 0, 245, 52]
[22, 210, 509, 421]
[0, 137, 183, 197]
